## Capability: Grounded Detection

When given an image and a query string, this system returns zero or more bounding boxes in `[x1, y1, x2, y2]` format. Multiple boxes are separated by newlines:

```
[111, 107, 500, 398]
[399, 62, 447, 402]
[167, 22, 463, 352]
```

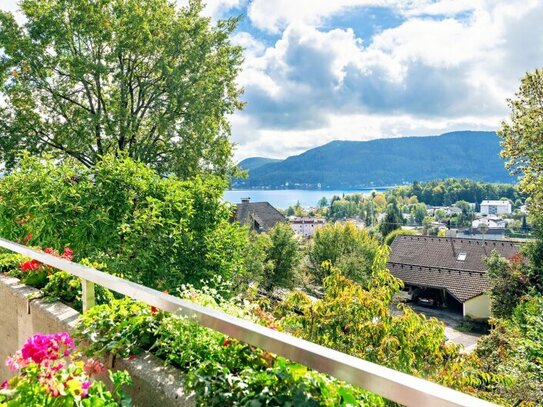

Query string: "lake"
[224, 188, 389, 209]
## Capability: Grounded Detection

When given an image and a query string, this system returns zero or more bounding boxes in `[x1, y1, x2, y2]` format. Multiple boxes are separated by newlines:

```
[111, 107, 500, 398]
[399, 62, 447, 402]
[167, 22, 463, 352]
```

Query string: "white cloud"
[230, 0, 543, 159]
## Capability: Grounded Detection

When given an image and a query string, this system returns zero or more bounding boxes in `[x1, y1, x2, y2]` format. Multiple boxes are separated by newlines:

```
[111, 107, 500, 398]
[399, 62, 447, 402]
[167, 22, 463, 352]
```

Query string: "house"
[456, 227, 506, 241]
[480, 200, 512, 215]
[232, 198, 285, 232]
[472, 216, 506, 229]
[388, 235, 519, 320]
[289, 216, 325, 238]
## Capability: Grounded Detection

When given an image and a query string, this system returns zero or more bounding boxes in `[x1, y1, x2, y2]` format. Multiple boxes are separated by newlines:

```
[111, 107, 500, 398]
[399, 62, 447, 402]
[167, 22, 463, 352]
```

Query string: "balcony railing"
[0, 237, 496, 407]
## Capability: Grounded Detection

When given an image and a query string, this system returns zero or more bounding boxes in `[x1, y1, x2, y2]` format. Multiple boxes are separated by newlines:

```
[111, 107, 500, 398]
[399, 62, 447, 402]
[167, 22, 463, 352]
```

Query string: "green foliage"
[277, 247, 464, 380]
[485, 251, 529, 319]
[383, 229, 416, 246]
[75, 298, 162, 357]
[476, 295, 543, 404]
[0, 251, 25, 274]
[307, 222, 379, 285]
[263, 222, 301, 291]
[379, 199, 402, 237]
[390, 179, 522, 208]
[0, 154, 247, 291]
[42, 269, 115, 313]
[240, 231, 273, 289]
[0, 0, 243, 179]
[76, 288, 383, 406]
[499, 68, 543, 224]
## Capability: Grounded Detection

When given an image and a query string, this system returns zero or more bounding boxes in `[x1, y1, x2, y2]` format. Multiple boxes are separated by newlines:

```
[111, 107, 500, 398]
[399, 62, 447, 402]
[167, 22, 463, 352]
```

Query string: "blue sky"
[3, 0, 543, 161]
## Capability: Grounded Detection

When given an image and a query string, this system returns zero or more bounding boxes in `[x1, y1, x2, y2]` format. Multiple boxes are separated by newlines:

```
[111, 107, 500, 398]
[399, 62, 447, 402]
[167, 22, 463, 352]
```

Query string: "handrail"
[0, 237, 496, 407]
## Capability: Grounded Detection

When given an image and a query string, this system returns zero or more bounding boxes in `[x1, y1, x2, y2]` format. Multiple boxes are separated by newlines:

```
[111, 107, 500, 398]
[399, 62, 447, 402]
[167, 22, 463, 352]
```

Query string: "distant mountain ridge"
[237, 157, 282, 172]
[233, 131, 514, 189]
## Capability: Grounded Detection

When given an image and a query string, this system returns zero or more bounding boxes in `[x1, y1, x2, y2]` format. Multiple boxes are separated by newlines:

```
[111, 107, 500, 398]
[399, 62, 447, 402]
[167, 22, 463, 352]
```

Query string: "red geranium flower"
[151, 306, 158, 316]
[21, 259, 41, 272]
[24, 233, 32, 243]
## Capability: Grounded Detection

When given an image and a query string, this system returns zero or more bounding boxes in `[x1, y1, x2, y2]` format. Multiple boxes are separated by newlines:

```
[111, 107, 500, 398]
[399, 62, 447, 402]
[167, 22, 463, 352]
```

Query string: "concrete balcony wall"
[0, 274, 195, 407]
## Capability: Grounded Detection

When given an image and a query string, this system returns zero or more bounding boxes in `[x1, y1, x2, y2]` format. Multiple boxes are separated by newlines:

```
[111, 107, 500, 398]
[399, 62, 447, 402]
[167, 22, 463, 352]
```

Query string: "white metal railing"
[0, 237, 496, 407]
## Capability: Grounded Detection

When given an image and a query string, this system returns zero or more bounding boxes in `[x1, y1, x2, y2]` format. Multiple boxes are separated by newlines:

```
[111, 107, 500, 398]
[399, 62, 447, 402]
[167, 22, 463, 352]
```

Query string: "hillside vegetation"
[233, 131, 514, 189]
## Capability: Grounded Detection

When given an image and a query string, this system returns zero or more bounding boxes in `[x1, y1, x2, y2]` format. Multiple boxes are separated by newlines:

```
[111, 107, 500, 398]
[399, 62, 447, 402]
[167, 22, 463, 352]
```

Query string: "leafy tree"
[277, 247, 469, 382]
[485, 252, 528, 319]
[307, 222, 379, 284]
[0, 154, 247, 290]
[317, 197, 328, 207]
[262, 223, 301, 291]
[499, 68, 543, 222]
[240, 231, 273, 290]
[411, 203, 427, 225]
[379, 199, 402, 237]
[0, 0, 243, 179]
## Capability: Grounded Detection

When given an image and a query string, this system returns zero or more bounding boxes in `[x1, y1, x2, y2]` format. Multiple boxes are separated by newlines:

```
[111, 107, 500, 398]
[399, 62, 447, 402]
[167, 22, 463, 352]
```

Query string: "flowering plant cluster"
[19, 247, 74, 289]
[0, 332, 131, 406]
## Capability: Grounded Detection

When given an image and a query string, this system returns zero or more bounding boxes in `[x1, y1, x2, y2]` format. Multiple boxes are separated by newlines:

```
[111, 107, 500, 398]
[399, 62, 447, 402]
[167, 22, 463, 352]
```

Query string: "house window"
[457, 253, 467, 261]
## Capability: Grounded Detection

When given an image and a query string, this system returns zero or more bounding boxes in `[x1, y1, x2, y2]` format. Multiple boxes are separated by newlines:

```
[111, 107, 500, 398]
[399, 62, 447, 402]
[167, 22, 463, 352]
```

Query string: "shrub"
[0, 154, 247, 291]
[0, 332, 131, 406]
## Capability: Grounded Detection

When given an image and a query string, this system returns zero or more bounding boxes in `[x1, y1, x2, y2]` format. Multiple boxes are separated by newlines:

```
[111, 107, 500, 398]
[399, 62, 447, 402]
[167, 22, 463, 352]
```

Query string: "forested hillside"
[233, 131, 514, 189]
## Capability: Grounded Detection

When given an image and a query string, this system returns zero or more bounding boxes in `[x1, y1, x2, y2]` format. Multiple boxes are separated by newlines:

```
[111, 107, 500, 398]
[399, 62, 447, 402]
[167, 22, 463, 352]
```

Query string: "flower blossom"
[20, 332, 75, 364]
[83, 358, 106, 376]
[21, 259, 41, 272]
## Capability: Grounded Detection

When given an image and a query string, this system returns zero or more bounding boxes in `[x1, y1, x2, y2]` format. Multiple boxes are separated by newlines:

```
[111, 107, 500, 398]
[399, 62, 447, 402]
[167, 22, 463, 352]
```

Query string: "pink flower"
[81, 380, 91, 398]
[20, 332, 75, 364]
[63, 247, 73, 260]
[83, 358, 106, 376]
[6, 351, 27, 371]
[1, 380, 8, 389]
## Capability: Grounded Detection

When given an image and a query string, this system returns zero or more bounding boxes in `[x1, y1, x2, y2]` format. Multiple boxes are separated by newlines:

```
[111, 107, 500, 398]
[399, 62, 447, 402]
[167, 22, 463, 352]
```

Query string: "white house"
[289, 217, 325, 238]
[472, 216, 506, 229]
[480, 200, 512, 215]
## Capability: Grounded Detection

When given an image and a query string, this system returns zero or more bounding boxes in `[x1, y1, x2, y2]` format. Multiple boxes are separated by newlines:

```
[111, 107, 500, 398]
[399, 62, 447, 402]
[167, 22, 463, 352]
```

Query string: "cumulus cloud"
[230, 0, 543, 159]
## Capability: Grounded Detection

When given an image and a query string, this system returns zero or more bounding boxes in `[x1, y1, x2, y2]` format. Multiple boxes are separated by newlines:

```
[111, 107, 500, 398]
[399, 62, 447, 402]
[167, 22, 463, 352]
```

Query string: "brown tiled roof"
[389, 235, 519, 272]
[234, 202, 285, 231]
[388, 263, 489, 302]
[387, 235, 520, 302]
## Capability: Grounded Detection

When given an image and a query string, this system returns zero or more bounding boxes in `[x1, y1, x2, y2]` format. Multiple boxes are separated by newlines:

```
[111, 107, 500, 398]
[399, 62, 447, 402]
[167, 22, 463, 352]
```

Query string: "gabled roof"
[234, 201, 285, 231]
[387, 235, 520, 302]
[388, 235, 518, 272]
[388, 263, 488, 302]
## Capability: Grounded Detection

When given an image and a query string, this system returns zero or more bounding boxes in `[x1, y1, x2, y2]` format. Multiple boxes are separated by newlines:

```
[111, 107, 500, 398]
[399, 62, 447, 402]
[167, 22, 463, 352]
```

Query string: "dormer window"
[457, 253, 467, 261]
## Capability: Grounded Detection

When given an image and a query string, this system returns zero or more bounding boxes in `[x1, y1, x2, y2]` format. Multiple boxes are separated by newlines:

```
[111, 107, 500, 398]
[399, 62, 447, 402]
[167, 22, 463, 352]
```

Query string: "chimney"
[241, 197, 251, 203]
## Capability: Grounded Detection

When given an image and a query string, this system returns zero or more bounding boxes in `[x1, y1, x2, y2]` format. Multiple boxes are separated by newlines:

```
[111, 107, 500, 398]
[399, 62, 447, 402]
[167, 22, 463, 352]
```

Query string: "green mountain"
[232, 131, 514, 189]
[237, 157, 283, 172]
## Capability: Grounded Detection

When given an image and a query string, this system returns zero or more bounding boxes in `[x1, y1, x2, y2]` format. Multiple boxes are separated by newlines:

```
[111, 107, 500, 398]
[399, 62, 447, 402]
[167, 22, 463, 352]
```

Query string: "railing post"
[81, 278, 95, 313]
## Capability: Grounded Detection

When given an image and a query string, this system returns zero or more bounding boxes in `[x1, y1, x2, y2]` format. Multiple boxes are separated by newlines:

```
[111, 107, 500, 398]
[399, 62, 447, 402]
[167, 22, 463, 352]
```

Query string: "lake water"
[224, 188, 389, 209]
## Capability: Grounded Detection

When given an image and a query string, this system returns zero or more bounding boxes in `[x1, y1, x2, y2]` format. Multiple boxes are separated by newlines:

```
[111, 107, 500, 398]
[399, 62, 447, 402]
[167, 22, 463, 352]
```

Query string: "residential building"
[456, 227, 506, 241]
[289, 216, 325, 237]
[388, 235, 519, 320]
[472, 216, 506, 229]
[480, 200, 512, 215]
[232, 198, 285, 232]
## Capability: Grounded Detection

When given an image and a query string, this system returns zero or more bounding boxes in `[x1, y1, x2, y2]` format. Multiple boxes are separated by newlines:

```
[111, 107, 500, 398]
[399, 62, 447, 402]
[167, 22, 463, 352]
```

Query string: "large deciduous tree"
[0, 0, 243, 178]
[499, 68, 543, 221]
